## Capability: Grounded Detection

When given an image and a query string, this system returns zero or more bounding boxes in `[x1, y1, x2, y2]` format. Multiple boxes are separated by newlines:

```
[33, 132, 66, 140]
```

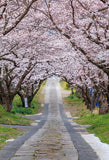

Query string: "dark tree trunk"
[81, 87, 91, 110]
[28, 96, 33, 107]
[99, 94, 109, 114]
[99, 78, 109, 114]
[28, 100, 32, 107]
[71, 88, 74, 95]
[0, 94, 3, 105]
[76, 88, 82, 98]
[17, 92, 25, 107]
[107, 78, 109, 112]
[99, 100, 109, 114]
[2, 95, 14, 112]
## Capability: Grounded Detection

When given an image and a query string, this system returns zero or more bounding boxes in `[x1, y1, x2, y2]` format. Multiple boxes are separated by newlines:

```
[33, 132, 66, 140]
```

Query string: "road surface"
[0, 77, 100, 160]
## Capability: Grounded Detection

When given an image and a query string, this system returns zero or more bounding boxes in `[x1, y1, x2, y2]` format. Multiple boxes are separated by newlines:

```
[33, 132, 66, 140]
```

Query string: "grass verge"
[0, 105, 32, 150]
[75, 113, 109, 144]
[65, 95, 109, 144]
[0, 82, 45, 150]
[0, 124, 25, 150]
[0, 105, 33, 125]
[61, 80, 109, 144]
[64, 93, 86, 116]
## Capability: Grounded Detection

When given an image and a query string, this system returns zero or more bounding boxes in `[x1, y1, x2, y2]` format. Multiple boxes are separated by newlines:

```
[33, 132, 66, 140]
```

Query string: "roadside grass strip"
[0, 125, 24, 150]
[66, 94, 109, 144]
[60, 81, 109, 145]
[0, 105, 33, 125]
[75, 113, 109, 144]
[0, 82, 46, 150]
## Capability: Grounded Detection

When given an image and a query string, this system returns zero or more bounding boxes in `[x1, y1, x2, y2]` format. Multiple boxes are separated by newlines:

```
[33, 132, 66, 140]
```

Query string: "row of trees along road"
[0, 0, 109, 114]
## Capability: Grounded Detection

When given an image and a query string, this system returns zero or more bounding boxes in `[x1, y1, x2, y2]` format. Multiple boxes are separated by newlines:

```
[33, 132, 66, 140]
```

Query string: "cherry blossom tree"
[0, 0, 109, 115]
[36, 0, 109, 75]
[0, 0, 38, 35]
[59, 53, 109, 114]
[0, 57, 38, 111]
[33, 0, 109, 114]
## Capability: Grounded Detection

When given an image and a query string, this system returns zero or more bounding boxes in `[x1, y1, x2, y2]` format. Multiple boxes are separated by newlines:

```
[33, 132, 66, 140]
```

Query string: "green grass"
[0, 105, 32, 150]
[0, 105, 33, 125]
[61, 81, 109, 144]
[0, 124, 24, 149]
[67, 92, 109, 144]
[75, 113, 109, 144]
[67, 93, 109, 144]
[11, 99, 41, 115]
[60, 80, 71, 90]
[0, 82, 46, 150]
[30, 93, 43, 114]
[12, 94, 22, 108]
[65, 92, 85, 107]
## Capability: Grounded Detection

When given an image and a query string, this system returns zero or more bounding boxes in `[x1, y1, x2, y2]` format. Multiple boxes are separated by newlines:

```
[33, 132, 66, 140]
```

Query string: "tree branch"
[3, 0, 37, 35]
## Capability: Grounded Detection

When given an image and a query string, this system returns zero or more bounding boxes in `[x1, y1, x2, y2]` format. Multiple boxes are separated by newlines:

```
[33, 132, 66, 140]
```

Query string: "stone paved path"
[0, 77, 100, 160]
[10, 77, 78, 160]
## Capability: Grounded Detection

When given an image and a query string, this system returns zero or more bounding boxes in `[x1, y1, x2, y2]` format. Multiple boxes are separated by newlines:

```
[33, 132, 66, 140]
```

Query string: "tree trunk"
[17, 92, 25, 107]
[81, 87, 91, 110]
[28, 100, 32, 108]
[28, 96, 33, 107]
[76, 88, 82, 98]
[2, 96, 14, 112]
[0, 94, 3, 105]
[107, 78, 109, 113]
[99, 101, 109, 114]
[99, 94, 109, 114]
[71, 88, 74, 95]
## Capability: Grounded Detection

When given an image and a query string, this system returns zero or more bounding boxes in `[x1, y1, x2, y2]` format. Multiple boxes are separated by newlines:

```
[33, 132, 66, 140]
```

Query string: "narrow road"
[0, 77, 100, 160]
